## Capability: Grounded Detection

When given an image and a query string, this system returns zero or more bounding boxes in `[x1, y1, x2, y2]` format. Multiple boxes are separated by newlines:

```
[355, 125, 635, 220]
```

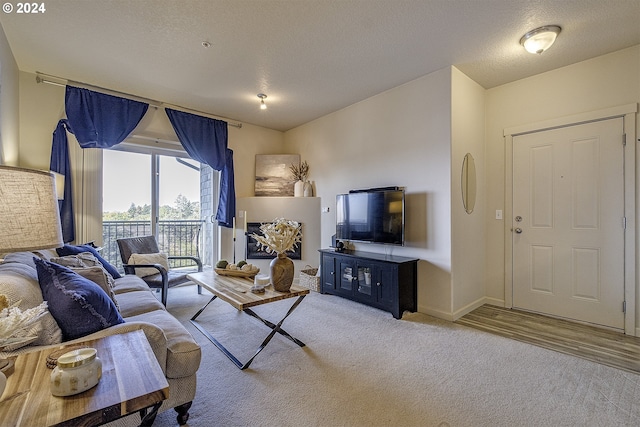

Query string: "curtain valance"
[64, 86, 149, 148]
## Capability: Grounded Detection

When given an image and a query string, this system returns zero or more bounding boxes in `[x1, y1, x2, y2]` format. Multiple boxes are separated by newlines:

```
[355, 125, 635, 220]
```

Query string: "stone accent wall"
[200, 164, 215, 267]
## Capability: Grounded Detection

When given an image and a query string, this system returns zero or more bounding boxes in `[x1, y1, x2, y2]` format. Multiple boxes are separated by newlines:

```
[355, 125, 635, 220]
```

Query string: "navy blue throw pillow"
[34, 258, 124, 341]
[56, 244, 121, 279]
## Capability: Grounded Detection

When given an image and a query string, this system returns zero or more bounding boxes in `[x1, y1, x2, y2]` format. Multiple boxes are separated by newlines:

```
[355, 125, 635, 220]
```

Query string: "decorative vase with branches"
[290, 161, 310, 197]
[251, 218, 302, 291]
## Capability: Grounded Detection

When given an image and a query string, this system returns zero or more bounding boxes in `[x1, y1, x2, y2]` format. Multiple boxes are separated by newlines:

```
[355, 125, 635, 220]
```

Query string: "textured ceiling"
[1, 0, 639, 131]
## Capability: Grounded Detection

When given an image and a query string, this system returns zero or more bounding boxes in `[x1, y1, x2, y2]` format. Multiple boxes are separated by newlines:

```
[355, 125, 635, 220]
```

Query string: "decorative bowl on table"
[214, 266, 260, 278]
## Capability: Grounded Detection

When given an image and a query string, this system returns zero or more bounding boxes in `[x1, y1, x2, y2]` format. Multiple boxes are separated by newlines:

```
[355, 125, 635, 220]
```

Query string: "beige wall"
[284, 67, 456, 319]
[485, 45, 640, 330]
[451, 67, 486, 317]
[0, 25, 19, 165]
[18, 71, 65, 169]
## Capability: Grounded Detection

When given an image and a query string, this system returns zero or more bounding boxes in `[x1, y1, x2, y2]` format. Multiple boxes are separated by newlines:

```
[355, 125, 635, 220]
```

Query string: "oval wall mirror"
[461, 153, 476, 214]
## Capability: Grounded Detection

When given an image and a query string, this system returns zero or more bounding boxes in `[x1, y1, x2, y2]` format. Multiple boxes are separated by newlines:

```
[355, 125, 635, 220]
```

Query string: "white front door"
[512, 118, 625, 329]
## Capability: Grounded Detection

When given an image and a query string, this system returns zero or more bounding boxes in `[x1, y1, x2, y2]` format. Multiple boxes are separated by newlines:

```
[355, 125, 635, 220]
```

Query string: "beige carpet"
[153, 285, 640, 427]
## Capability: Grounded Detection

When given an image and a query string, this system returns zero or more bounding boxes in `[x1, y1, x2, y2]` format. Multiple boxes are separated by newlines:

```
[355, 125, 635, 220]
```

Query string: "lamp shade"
[0, 166, 64, 253]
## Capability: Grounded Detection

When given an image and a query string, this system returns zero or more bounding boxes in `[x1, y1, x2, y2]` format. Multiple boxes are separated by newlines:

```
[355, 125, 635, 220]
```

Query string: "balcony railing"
[102, 220, 204, 272]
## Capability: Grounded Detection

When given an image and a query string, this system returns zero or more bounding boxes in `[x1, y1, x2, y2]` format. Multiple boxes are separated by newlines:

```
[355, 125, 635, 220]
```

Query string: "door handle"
[515, 228, 523, 234]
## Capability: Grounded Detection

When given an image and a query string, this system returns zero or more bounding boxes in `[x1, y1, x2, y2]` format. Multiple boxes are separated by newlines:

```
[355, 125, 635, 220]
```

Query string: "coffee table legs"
[190, 295, 306, 370]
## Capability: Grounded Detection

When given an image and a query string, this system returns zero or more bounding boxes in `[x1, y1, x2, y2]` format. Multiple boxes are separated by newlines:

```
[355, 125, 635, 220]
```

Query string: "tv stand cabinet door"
[320, 253, 337, 293]
[353, 261, 376, 304]
[376, 264, 397, 314]
[336, 257, 356, 297]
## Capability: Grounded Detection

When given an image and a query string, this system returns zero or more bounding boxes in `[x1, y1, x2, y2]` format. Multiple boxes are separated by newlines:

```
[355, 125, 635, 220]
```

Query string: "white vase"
[303, 181, 312, 197]
[294, 180, 304, 197]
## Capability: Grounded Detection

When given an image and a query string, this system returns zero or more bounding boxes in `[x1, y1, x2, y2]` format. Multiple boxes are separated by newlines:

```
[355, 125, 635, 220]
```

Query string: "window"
[102, 149, 217, 270]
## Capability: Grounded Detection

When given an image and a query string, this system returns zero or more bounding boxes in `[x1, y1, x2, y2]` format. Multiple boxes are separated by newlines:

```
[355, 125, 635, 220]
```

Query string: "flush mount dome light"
[520, 25, 561, 54]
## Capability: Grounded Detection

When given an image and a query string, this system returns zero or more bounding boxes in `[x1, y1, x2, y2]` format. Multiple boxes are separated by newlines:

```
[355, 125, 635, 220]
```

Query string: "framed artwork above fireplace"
[254, 154, 300, 197]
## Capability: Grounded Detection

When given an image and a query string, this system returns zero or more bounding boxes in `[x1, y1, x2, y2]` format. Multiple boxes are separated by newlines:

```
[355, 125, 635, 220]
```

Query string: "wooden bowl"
[214, 267, 260, 278]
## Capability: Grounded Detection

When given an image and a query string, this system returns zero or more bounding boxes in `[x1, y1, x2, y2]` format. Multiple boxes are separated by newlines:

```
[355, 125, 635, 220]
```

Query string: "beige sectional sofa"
[0, 249, 201, 426]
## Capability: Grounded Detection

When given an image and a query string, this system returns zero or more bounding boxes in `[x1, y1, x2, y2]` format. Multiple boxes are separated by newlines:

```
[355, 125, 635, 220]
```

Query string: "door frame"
[503, 104, 638, 335]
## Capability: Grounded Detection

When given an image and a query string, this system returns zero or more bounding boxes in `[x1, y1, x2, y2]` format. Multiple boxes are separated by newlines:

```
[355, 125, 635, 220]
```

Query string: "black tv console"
[318, 249, 418, 319]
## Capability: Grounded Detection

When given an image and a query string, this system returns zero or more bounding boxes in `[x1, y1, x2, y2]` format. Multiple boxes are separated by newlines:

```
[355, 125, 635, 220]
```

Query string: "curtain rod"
[35, 71, 243, 129]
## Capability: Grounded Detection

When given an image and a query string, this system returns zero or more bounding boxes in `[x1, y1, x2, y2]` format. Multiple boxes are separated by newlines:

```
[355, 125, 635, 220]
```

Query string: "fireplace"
[245, 222, 302, 260]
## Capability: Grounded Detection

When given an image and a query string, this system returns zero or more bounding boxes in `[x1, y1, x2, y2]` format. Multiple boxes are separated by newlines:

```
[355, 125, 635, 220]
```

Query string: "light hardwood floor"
[456, 305, 640, 374]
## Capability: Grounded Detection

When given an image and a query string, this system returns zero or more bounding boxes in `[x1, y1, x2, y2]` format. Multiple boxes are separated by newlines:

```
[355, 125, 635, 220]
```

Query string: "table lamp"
[0, 166, 64, 384]
[0, 166, 64, 254]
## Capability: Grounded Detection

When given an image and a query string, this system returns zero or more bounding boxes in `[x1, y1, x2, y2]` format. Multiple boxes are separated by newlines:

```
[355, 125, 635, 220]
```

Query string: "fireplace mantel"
[231, 197, 321, 273]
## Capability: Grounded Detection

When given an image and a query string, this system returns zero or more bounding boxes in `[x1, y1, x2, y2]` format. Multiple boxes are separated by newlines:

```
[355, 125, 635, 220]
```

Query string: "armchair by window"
[117, 236, 202, 306]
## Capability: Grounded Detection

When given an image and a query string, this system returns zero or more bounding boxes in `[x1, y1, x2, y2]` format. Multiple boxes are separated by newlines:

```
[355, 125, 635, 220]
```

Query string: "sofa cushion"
[125, 309, 201, 379]
[0, 261, 63, 346]
[2, 251, 41, 269]
[56, 244, 121, 279]
[32, 249, 59, 261]
[127, 252, 169, 278]
[112, 274, 152, 294]
[34, 258, 124, 341]
[116, 290, 164, 317]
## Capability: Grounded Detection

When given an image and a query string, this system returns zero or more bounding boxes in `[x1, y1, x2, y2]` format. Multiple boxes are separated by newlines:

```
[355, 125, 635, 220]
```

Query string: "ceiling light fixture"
[520, 25, 561, 54]
[201, 41, 211, 48]
[257, 93, 267, 110]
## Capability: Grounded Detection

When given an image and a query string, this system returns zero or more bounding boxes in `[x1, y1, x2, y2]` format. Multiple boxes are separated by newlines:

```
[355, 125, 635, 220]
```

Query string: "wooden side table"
[0, 329, 169, 426]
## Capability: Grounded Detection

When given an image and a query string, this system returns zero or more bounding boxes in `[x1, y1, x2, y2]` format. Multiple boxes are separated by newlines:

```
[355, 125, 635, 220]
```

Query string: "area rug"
[456, 305, 640, 374]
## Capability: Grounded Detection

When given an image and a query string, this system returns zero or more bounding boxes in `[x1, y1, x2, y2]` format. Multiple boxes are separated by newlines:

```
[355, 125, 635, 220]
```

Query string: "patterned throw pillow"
[127, 252, 170, 278]
[56, 244, 121, 279]
[34, 258, 124, 341]
[49, 253, 119, 310]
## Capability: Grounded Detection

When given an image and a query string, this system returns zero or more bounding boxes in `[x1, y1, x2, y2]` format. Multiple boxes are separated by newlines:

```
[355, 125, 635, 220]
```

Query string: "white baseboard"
[484, 297, 505, 307]
[418, 304, 455, 322]
[418, 297, 496, 322]
[452, 297, 487, 321]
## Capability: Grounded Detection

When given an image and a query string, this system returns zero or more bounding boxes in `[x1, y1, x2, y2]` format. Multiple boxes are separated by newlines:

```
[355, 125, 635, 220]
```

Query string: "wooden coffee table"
[188, 271, 309, 370]
[0, 329, 169, 427]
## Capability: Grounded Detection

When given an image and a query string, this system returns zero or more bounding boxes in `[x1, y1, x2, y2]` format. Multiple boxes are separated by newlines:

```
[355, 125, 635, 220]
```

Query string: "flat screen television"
[336, 188, 405, 246]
